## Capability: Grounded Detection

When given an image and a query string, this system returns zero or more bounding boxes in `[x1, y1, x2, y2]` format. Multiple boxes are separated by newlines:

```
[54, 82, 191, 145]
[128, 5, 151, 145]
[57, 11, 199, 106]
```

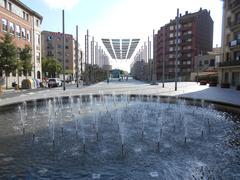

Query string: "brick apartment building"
[0, 0, 43, 88]
[41, 31, 77, 81]
[155, 8, 213, 81]
[219, 0, 240, 86]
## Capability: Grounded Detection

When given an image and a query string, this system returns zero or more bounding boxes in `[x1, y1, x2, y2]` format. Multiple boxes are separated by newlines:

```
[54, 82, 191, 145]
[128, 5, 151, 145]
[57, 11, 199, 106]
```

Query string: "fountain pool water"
[0, 94, 239, 179]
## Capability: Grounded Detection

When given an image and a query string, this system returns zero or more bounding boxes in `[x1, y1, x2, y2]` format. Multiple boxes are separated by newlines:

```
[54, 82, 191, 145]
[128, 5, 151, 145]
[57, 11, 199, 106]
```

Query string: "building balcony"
[229, 39, 240, 49]
[229, 0, 240, 12]
[218, 60, 240, 67]
[230, 22, 240, 32]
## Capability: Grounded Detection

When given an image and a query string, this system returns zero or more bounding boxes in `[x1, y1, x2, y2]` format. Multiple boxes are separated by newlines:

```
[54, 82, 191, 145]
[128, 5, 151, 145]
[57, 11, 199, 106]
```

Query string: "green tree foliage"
[42, 57, 63, 78]
[0, 33, 17, 76]
[19, 45, 32, 78]
[0, 33, 17, 89]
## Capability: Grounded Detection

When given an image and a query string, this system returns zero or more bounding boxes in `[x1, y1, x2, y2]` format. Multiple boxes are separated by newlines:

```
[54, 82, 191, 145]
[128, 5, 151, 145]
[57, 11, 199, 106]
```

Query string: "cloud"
[43, 0, 80, 10]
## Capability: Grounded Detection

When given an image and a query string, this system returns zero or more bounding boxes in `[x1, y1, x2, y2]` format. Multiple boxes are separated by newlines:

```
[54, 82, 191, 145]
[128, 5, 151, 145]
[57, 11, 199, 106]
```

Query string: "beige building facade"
[219, 0, 240, 86]
[0, 0, 43, 88]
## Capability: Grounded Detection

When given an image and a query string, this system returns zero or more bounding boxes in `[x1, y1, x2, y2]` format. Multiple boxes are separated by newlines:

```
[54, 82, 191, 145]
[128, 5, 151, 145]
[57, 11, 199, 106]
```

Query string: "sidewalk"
[0, 81, 239, 107]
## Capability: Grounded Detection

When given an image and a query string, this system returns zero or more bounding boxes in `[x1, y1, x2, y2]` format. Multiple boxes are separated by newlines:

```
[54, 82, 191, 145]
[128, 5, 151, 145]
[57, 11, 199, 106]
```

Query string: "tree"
[42, 57, 63, 78]
[19, 45, 32, 79]
[0, 33, 17, 89]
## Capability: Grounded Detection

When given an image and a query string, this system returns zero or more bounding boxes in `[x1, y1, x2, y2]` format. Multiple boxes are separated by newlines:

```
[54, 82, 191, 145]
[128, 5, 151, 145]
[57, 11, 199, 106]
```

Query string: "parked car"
[48, 78, 62, 88]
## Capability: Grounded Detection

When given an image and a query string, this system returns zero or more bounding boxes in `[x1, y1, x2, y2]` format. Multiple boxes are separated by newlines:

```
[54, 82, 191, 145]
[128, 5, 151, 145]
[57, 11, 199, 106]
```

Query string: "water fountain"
[0, 94, 239, 179]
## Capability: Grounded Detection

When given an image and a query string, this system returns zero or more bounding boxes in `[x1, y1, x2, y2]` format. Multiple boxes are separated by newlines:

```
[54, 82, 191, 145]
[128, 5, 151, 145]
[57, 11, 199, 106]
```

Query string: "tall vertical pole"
[76, 25, 79, 88]
[62, 10, 66, 91]
[84, 35, 87, 83]
[175, 8, 179, 91]
[162, 27, 165, 88]
[148, 36, 150, 82]
[91, 37, 94, 83]
[86, 30, 89, 84]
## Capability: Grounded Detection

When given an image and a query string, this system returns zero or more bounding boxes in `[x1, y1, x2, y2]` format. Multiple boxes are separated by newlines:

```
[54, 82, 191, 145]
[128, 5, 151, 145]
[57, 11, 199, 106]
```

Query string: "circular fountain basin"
[0, 94, 239, 179]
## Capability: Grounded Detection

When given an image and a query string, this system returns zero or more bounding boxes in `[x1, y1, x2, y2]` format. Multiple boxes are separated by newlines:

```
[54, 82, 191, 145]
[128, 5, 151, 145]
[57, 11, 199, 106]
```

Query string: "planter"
[221, 83, 230, 88]
[200, 80, 207, 85]
[209, 81, 217, 87]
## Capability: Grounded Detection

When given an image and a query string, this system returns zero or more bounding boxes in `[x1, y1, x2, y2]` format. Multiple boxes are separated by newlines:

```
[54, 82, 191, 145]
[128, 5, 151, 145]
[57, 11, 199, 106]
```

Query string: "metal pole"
[76, 25, 79, 88]
[84, 35, 86, 84]
[62, 10, 66, 91]
[87, 30, 90, 84]
[152, 29, 155, 83]
[162, 27, 165, 88]
[175, 8, 179, 91]
[91, 36, 94, 83]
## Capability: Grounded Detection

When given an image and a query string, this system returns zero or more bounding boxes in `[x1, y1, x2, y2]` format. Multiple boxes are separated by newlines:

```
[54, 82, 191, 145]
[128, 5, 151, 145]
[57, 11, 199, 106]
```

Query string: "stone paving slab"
[0, 80, 239, 107]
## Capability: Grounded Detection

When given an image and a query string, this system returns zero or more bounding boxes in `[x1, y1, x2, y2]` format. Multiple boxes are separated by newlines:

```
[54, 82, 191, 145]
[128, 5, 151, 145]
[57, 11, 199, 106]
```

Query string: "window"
[8, 2, 12, 11]
[9, 22, 14, 34]
[27, 30, 31, 41]
[36, 19, 39, 26]
[236, 12, 240, 24]
[57, 45, 62, 48]
[234, 51, 240, 61]
[26, 14, 29, 21]
[2, 19, 7, 31]
[16, 25, 20, 37]
[169, 47, 174, 52]
[21, 28, 26, 39]
[170, 25, 174, 30]
[4, 0, 7, 8]
[47, 36, 52, 41]
[210, 59, 215, 67]
[65, 46, 69, 49]
[169, 33, 174, 38]
[169, 40, 174, 44]
[36, 52, 40, 63]
[204, 60, 208, 65]
[187, 53, 191, 57]
[36, 34, 40, 45]
[227, 17, 231, 27]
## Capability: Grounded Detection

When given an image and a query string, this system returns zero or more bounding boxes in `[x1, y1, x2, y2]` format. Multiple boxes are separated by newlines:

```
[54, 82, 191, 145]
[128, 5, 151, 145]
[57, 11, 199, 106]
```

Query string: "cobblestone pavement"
[0, 79, 240, 107]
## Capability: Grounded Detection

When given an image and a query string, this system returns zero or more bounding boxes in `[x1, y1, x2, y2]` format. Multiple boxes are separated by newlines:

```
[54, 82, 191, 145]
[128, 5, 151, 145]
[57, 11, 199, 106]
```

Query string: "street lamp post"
[162, 27, 165, 88]
[76, 25, 79, 88]
[175, 8, 179, 91]
[62, 10, 66, 91]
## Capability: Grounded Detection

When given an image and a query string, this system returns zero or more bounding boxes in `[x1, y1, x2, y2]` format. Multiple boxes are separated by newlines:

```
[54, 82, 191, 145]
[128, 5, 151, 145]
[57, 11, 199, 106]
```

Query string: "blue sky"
[21, 0, 223, 71]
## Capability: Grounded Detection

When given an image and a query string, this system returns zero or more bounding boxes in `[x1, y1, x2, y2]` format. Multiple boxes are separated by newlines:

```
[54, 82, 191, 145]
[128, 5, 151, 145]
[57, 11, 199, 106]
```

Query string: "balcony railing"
[219, 60, 240, 67]
[230, 21, 240, 31]
[230, 0, 240, 12]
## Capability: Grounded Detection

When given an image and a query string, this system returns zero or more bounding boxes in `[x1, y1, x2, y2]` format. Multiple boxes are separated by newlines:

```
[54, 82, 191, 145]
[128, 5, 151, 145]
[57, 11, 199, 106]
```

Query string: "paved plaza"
[0, 79, 240, 107]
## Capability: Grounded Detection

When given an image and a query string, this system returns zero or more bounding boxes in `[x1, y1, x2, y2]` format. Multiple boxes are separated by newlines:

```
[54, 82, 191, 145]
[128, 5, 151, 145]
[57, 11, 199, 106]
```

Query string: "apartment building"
[219, 0, 240, 86]
[0, 0, 43, 88]
[155, 8, 213, 81]
[41, 31, 77, 81]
